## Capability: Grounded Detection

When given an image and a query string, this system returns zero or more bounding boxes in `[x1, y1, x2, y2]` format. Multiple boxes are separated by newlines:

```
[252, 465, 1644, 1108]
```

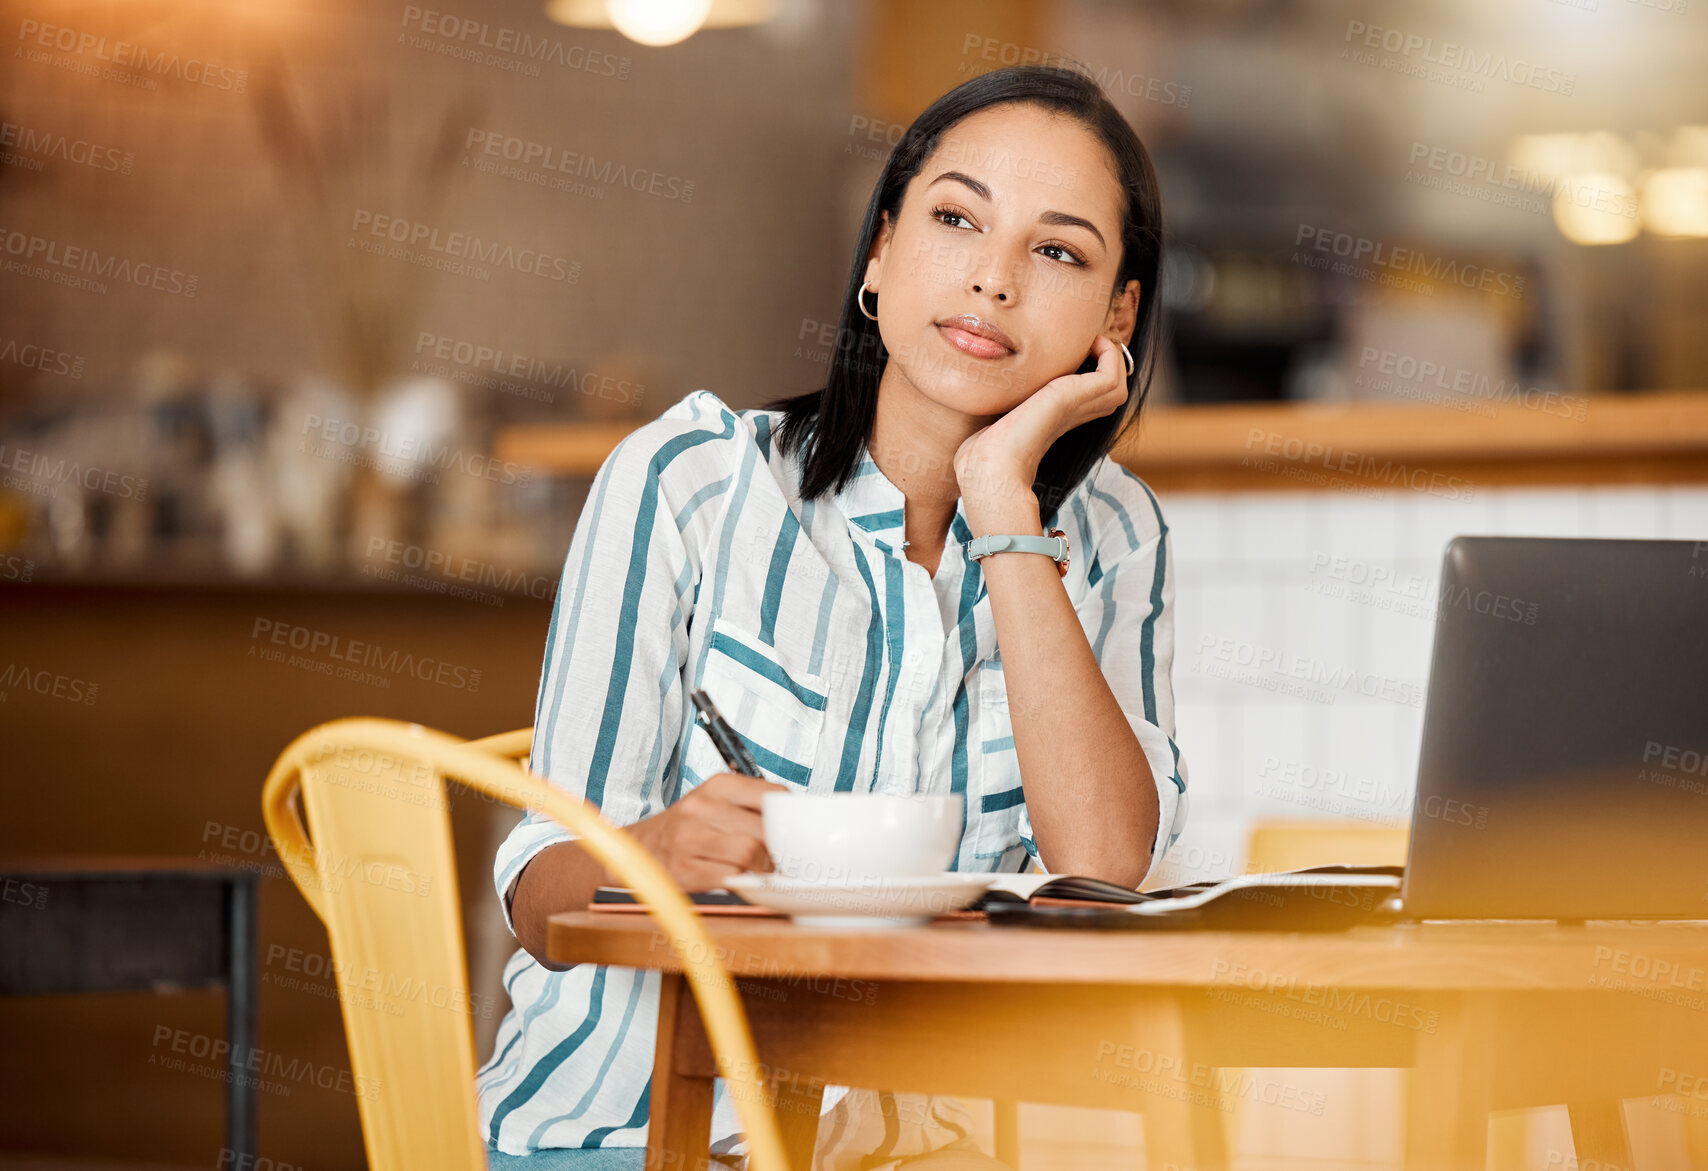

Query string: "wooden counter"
[496, 391, 1708, 492]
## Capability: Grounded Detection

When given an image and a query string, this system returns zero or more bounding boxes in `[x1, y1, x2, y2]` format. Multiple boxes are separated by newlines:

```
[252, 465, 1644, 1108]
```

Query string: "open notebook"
[590, 865, 1403, 928]
[978, 865, 1405, 930]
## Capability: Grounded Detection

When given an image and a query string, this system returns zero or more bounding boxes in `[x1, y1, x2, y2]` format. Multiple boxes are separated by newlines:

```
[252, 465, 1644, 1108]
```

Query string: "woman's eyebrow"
[926, 169, 1106, 250]
[1038, 208, 1106, 250]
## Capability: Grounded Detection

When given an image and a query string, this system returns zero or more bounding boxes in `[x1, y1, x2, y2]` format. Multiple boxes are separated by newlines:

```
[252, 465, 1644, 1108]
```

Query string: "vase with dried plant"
[250, 60, 483, 575]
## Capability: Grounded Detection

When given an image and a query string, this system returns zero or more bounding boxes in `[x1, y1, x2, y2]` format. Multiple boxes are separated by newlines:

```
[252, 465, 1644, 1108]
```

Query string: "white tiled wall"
[1152, 485, 1708, 887]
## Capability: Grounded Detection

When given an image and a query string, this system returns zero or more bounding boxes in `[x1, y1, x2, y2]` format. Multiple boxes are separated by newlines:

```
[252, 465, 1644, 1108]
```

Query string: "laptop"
[988, 535, 1707, 931]
[1396, 536, 1708, 920]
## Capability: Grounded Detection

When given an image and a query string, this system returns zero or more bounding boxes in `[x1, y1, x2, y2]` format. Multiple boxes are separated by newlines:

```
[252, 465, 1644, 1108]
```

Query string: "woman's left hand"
[953, 333, 1129, 515]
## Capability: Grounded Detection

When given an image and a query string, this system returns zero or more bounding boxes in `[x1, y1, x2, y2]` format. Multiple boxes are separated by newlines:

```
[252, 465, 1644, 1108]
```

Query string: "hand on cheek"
[955, 335, 1129, 507]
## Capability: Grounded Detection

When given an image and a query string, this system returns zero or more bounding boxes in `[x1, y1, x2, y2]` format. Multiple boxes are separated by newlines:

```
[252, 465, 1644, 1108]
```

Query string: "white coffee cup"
[761, 793, 963, 885]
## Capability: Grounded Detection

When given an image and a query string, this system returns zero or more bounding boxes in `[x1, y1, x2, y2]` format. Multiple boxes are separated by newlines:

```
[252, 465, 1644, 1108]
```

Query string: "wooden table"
[547, 913, 1708, 1171]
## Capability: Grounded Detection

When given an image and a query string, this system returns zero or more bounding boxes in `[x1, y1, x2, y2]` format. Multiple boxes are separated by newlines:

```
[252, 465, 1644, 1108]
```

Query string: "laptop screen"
[1400, 537, 1708, 920]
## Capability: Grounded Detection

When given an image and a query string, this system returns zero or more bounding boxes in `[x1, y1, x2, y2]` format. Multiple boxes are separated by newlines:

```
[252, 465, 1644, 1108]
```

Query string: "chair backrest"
[261, 718, 789, 1171]
[1244, 820, 1409, 874]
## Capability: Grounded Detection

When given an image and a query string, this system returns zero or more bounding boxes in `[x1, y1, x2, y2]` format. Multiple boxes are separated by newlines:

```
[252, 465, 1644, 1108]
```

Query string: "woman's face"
[865, 101, 1140, 419]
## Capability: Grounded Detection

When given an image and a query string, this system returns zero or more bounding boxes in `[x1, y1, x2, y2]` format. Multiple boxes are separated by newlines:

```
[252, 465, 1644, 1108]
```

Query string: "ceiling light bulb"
[1643, 168, 1708, 238]
[1553, 171, 1641, 245]
[602, 0, 713, 45]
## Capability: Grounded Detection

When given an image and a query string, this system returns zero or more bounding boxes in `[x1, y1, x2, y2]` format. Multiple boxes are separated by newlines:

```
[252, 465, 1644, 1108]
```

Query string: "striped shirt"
[478, 389, 1188, 1162]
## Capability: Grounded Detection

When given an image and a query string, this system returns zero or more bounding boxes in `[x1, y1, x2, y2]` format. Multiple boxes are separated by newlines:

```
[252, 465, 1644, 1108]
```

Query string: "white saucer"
[722, 872, 996, 928]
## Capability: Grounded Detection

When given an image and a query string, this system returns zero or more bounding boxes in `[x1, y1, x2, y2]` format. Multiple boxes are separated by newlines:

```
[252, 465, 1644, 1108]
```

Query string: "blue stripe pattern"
[708, 629, 827, 710]
[479, 391, 1186, 1159]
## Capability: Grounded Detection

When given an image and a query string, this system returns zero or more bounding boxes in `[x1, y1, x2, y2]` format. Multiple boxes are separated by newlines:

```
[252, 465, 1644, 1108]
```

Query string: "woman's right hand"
[627, 772, 790, 891]
[512, 772, 790, 967]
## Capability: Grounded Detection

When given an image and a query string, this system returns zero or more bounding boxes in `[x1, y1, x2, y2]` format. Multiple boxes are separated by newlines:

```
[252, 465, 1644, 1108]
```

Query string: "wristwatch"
[964, 529, 1070, 578]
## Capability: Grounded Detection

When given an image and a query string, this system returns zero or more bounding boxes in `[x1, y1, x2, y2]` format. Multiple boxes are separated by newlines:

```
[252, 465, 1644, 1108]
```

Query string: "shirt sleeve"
[1016, 481, 1188, 886]
[493, 420, 708, 938]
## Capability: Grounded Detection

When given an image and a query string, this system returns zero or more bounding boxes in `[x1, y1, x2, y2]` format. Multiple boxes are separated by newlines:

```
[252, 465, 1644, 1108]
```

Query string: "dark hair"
[762, 62, 1164, 526]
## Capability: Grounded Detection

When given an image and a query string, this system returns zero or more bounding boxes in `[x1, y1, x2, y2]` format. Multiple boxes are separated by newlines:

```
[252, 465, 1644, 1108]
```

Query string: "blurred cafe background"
[2, 0, 1706, 1168]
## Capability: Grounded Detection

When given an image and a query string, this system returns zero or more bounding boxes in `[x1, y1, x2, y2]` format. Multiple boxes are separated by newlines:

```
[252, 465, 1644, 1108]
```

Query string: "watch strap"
[964, 531, 1071, 577]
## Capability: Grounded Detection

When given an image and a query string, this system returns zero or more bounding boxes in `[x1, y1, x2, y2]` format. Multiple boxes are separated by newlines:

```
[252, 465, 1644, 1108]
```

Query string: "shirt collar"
[833, 449, 907, 542]
[830, 447, 982, 566]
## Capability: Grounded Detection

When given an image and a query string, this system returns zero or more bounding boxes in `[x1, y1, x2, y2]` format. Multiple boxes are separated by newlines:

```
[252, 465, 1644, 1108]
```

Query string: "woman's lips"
[936, 323, 1015, 360]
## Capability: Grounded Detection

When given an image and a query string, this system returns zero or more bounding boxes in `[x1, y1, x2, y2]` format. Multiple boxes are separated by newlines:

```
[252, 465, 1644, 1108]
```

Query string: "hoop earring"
[1118, 341, 1134, 379]
[858, 281, 878, 321]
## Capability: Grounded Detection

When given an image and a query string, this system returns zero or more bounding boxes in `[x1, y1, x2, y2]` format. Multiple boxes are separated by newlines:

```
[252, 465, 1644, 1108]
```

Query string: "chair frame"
[261, 717, 790, 1171]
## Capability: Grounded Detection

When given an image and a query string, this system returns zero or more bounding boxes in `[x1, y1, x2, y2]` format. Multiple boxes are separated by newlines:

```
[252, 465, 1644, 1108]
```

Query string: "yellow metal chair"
[1243, 819, 1409, 874]
[261, 717, 790, 1171]
[1206, 821, 1412, 1168]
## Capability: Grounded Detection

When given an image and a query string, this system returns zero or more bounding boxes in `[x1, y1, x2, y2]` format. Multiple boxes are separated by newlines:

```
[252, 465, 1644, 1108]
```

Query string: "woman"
[480, 62, 1189, 1170]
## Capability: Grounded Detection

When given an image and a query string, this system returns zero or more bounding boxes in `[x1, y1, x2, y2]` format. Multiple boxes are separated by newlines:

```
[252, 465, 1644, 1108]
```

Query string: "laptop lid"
[1399, 537, 1708, 919]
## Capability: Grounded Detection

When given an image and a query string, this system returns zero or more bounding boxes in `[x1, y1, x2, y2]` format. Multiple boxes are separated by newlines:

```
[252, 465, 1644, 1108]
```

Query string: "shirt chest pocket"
[687, 615, 828, 789]
[970, 657, 1027, 866]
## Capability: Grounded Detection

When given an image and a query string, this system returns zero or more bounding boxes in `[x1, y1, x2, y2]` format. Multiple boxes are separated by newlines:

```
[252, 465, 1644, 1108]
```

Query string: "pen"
[690, 688, 762, 778]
